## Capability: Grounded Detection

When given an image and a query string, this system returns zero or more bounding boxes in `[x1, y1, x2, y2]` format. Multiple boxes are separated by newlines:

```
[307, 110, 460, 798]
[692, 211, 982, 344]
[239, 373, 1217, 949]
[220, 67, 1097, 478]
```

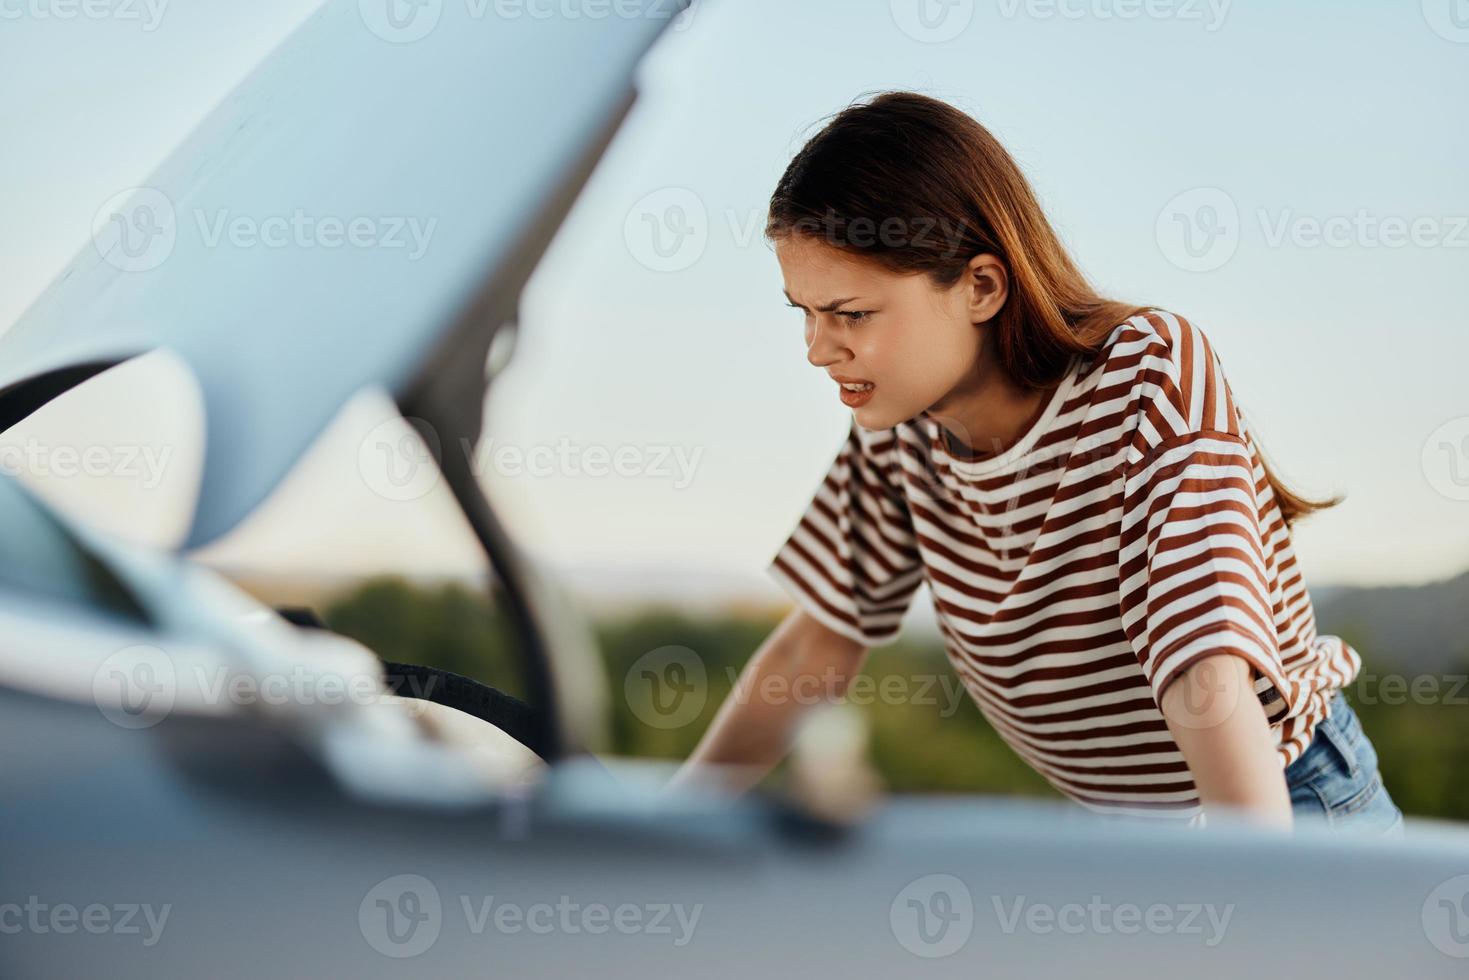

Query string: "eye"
[784, 302, 872, 324]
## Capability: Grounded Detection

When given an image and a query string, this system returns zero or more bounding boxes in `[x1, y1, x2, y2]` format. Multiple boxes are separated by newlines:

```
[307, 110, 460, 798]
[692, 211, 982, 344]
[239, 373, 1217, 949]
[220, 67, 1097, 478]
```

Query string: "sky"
[1, 0, 1466, 608]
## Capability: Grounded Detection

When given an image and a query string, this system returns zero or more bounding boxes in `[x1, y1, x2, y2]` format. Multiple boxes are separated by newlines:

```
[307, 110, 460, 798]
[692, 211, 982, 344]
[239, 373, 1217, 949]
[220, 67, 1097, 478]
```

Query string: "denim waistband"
[1313, 689, 1364, 781]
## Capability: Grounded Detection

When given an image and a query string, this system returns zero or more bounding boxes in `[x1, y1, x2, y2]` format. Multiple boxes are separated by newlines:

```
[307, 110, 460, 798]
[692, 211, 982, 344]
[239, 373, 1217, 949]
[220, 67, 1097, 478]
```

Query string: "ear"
[963, 253, 1009, 324]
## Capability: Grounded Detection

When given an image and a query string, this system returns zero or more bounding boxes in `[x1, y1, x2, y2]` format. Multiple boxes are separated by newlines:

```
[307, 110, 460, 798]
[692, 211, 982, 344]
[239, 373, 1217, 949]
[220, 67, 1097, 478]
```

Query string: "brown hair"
[764, 90, 1340, 527]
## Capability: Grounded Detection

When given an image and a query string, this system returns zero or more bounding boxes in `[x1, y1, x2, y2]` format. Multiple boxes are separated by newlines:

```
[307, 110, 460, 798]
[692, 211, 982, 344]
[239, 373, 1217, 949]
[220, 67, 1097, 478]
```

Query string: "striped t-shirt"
[767, 309, 1361, 822]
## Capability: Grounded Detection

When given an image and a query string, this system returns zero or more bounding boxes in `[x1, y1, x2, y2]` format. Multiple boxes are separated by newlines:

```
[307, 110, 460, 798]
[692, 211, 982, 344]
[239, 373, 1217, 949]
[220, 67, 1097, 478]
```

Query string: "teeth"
[841, 382, 874, 391]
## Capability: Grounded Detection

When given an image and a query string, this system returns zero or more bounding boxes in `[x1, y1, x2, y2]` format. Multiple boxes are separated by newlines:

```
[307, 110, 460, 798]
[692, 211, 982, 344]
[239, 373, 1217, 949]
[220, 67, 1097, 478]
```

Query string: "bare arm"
[1159, 652, 1293, 831]
[664, 608, 869, 796]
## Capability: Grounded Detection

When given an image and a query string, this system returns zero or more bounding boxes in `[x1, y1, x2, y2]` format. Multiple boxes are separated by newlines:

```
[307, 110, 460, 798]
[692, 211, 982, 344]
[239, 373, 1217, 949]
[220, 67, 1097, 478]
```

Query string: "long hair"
[764, 90, 1339, 527]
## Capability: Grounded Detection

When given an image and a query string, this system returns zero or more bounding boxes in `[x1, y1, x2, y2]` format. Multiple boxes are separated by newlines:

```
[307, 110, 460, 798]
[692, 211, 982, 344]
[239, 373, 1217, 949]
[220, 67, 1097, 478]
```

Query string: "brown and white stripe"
[767, 309, 1361, 822]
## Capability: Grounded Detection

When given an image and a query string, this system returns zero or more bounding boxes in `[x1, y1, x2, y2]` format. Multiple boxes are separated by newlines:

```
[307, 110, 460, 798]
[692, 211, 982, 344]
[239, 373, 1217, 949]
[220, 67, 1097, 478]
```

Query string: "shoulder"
[824, 419, 902, 482]
[848, 420, 913, 483]
[1097, 308, 1248, 466]
[1098, 308, 1219, 382]
[839, 419, 933, 508]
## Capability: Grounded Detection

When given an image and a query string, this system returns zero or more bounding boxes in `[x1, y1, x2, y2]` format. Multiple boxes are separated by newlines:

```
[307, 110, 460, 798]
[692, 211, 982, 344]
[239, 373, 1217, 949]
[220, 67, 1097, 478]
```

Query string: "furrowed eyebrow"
[783, 290, 864, 313]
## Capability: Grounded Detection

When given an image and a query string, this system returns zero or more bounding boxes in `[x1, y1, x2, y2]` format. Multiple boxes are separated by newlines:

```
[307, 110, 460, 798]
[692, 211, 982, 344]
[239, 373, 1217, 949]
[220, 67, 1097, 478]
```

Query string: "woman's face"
[774, 234, 1006, 430]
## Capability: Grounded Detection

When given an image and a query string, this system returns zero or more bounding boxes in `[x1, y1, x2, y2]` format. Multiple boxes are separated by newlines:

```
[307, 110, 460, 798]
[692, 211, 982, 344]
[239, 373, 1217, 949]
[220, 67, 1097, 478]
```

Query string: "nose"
[804, 315, 847, 370]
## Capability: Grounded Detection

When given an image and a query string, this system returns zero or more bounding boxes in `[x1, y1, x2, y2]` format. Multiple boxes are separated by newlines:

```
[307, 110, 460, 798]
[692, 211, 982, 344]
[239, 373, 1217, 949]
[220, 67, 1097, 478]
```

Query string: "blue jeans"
[1284, 688, 1405, 838]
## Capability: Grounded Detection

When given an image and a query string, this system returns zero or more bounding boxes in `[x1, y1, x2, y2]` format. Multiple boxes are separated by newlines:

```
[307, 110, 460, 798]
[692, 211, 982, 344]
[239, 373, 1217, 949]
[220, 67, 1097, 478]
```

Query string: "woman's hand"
[664, 608, 869, 798]
[1159, 652, 1294, 832]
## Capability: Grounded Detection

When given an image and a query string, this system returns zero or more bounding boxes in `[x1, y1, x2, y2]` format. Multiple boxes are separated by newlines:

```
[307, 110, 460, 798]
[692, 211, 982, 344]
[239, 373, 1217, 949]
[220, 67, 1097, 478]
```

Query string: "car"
[2, 2, 1467, 976]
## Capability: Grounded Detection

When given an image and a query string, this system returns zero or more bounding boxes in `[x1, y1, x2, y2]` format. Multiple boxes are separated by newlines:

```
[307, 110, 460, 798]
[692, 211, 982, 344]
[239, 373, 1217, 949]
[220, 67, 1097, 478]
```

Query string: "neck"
[926, 335, 1057, 458]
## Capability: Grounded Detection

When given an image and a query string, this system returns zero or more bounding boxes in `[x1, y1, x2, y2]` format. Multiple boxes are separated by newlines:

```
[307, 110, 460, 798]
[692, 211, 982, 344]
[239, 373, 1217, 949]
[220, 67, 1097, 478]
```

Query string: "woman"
[672, 91, 1404, 837]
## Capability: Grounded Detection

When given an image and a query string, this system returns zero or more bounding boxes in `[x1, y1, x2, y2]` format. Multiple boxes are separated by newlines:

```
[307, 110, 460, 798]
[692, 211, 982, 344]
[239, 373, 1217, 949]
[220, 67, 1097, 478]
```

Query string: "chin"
[851, 403, 903, 430]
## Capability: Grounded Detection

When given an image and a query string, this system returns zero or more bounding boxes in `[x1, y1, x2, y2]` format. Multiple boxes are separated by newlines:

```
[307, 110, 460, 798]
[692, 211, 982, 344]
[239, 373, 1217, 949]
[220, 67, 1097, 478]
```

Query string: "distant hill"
[1314, 569, 1469, 673]
[214, 560, 1469, 674]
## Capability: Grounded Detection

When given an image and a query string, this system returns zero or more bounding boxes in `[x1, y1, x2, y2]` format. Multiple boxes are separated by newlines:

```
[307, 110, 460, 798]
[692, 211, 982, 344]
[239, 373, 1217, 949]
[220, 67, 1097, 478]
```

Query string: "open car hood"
[0, 0, 687, 549]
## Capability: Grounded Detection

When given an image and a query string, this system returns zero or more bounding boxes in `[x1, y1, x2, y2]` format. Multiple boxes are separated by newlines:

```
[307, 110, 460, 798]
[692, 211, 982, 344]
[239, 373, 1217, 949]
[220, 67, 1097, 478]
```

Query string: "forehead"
[775, 236, 902, 297]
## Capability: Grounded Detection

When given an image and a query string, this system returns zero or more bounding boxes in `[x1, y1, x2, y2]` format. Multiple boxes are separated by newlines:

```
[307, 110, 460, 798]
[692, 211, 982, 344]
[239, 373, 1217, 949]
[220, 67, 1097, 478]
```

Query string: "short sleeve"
[766, 420, 925, 647]
[1114, 311, 1299, 720]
